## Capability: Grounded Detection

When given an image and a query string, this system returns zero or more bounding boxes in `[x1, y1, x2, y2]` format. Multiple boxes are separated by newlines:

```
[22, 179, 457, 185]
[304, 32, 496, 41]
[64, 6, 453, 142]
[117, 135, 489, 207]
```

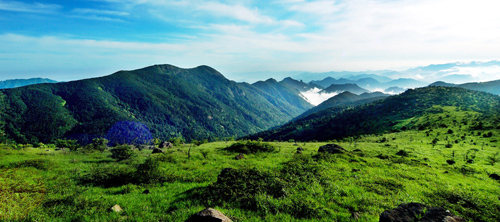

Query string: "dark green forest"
[0, 65, 311, 144]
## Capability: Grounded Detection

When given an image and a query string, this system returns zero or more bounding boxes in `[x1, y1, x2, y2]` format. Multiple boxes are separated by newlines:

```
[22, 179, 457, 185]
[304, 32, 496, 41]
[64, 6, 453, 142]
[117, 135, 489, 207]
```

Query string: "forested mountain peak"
[0, 64, 311, 144]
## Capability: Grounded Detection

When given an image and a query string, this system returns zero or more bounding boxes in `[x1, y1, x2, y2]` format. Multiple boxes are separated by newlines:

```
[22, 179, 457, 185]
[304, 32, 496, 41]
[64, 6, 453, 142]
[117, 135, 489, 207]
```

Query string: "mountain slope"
[320, 83, 369, 95]
[459, 79, 500, 95]
[280, 77, 322, 92]
[252, 78, 313, 113]
[296, 91, 388, 119]
[311, 77, 382, 89]
[429, 79, 500, 95]
[0, 78, 57, 89]
[0, 65, 311, 144]
[251, 86, 500, 141]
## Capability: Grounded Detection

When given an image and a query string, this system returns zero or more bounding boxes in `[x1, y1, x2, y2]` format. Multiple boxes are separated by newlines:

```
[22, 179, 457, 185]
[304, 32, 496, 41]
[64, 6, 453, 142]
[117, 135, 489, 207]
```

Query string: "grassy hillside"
[1, 127, 499, 221]
[253, 86, 500, 142]
[0, 65, 311, 144]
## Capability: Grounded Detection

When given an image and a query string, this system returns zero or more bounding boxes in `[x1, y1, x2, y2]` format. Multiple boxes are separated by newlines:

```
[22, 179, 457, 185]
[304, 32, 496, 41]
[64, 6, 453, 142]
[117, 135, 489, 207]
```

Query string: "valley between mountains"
[1, 64, 500, 221]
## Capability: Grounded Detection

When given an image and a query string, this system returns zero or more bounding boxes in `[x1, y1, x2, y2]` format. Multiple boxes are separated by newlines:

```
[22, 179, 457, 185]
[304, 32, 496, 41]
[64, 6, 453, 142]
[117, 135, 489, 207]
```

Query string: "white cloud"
[72, 8, 130, 16]
[0, 0, 61, 13]
[196, 2, 274, 24]
[300, 88, 339, 106]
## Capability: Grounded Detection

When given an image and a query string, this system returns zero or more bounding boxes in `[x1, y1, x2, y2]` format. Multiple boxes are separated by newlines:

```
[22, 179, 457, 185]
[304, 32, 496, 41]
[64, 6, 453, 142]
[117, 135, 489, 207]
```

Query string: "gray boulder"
[159, 141, 173, 149]
[185, 208, 231, 222]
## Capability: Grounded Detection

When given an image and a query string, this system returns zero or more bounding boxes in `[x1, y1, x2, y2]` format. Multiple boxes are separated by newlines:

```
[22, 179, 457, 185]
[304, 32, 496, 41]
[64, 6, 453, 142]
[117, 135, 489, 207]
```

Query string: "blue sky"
[1, 0, 500, 82]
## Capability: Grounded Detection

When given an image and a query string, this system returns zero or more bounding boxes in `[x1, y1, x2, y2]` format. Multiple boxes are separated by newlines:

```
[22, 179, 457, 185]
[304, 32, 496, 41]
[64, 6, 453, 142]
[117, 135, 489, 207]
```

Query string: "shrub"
[483, 132, 493, 138]
[84, 138, 108, 152]
[135, 157, 165, 184]
[109, 145, 135, 161]
[487, 152, 499, 165]
[168, 137, 184, 146]
[55, 139, 80, 151]
[205, 168, 286, 205]
[223, 140, 276, 154]
[80, 163, 135, 187]
[396, 149, 410, 157]
[8, 159, 51, 170]
[446, 159, 456, 165]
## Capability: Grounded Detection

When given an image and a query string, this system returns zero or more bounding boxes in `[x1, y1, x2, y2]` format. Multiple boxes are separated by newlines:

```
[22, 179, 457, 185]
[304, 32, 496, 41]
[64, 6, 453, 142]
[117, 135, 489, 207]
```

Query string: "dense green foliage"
[0, 65, 311, 144]
[252, 86, 500, 141]
[223, 140, 277, 154]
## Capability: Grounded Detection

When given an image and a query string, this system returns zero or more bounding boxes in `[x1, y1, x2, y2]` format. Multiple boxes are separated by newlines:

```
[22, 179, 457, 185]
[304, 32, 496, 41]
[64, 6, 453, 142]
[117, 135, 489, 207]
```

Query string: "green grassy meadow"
[1, 120, 500, 221]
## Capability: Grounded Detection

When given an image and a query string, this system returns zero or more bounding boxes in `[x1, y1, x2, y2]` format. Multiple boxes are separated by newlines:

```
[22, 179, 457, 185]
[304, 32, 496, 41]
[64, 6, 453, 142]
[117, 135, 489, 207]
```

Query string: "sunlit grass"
[0, 126, 499, 221]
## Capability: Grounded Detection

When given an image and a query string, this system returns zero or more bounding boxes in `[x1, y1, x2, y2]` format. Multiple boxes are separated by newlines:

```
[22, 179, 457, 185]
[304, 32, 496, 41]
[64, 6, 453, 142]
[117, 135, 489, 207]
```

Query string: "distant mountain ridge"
[310, 76, 427, 92]
[295, 60, 500, 84]
[429, 79, 500, 95]
[0, 78, 57, 89]
[320, 83, 369, 95]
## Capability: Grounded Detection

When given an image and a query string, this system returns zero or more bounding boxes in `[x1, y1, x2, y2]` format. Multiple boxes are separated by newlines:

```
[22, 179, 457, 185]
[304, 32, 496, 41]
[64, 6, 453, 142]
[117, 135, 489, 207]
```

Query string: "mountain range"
[0, 78, 57, 89]
[429, 79, 500, 95]
[249, 86, 500, 141]
[0, 65, 311, 144]
[294, 60, 500, 84]
[2, 63, 500, 144]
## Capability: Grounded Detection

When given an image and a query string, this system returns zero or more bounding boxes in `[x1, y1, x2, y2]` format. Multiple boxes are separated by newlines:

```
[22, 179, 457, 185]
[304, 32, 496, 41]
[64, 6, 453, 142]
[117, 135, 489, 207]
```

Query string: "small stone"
[235, 153, 244, 160]
[186, 208, 231, 222]
[111, 204, 123, 213]
[159, 141, 173, 149]
[443, 216, 466, 222]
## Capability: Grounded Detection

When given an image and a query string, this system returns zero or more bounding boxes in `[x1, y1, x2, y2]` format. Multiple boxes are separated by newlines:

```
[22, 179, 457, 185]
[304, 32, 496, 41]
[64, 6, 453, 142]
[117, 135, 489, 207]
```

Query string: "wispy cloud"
[0, 0, 61, 13]
[72, 8, 129, 17]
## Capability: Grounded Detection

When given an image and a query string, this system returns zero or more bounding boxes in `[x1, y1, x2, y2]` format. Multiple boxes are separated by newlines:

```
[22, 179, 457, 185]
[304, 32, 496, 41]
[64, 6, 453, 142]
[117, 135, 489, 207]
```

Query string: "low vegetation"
[1, 123, 500, 221]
